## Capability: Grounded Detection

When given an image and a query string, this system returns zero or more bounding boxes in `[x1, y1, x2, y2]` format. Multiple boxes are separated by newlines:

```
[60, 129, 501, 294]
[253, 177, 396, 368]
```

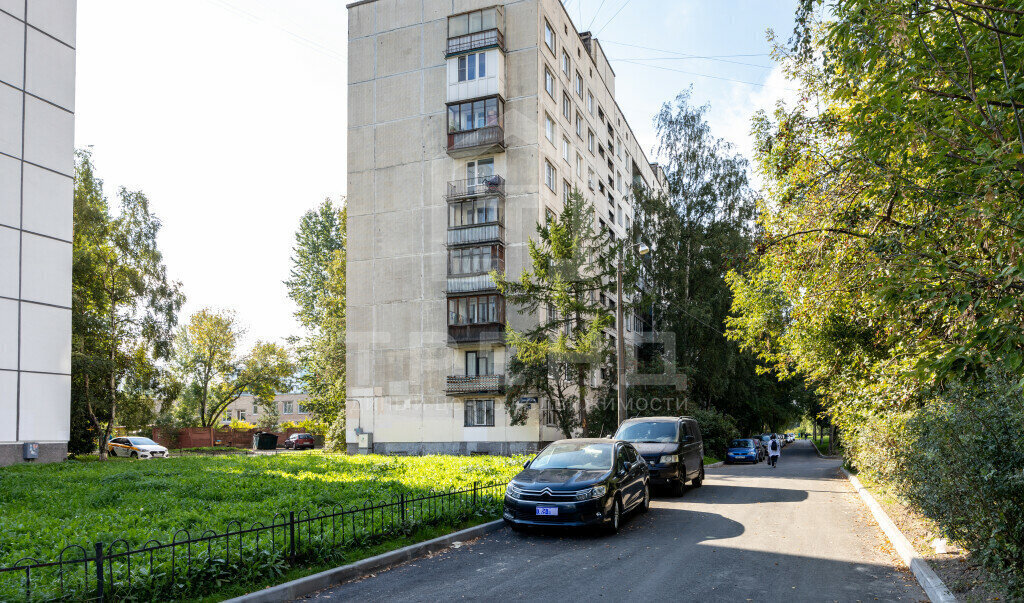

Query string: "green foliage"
[729, 1, 1024, 595]
[70, 150, 184, 458]
[0, 453, 525, 600]
[854, 374, 1024, 597]
[495, 191, 616, 437]
[627, 93, 807, 434]
[688, 408, 740, 459]
[173, 309, 294, 427]
[287, 200, 347, 425]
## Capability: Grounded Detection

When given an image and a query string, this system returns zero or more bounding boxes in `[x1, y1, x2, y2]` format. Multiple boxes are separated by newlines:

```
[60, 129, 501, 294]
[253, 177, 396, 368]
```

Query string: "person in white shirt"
[768, 434, 781, 468]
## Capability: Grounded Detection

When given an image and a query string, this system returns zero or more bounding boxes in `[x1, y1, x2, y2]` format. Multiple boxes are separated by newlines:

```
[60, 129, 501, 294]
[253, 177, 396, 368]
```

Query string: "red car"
[284, 433, 315, 450]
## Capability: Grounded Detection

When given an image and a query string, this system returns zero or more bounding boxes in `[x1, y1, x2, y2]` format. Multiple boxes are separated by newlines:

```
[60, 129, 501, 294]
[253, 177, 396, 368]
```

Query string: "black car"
[503, 439, 650, 534]
[613, 416, 704, 496]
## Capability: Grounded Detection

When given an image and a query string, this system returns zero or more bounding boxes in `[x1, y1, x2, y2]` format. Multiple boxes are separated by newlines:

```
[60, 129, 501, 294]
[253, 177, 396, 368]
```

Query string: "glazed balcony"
[447, 271, 501, 294]
[446, 175, 505, 200]
[446, 6, 505, 57]
[446, 373, 505, 396]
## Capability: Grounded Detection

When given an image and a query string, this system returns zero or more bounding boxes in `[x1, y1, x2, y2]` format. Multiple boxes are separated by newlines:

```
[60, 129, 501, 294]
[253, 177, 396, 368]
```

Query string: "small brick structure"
[152, 427, 309, 450]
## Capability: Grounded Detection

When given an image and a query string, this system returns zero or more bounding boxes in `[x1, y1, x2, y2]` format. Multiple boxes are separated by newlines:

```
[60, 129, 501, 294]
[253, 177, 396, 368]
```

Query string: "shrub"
[690, 407, 740, 459]
[869, 373, 1024, 598]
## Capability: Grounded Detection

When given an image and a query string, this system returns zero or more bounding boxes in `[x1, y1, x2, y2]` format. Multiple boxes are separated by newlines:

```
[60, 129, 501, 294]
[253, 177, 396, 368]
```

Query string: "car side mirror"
[523, 460, 530, 469]
[621, 461, 632, 474]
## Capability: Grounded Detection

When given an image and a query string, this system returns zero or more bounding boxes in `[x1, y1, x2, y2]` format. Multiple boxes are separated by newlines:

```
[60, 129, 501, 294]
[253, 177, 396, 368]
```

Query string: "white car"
[786, 433, 795, 444]
[108, 436, 169, 459]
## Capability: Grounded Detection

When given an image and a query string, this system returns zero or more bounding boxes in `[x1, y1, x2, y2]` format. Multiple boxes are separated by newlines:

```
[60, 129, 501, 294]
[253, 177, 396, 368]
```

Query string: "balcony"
[447, 222, 504, 246]
[447, 125, 505, 157]
[446, 29, 505, 57]
[446, 175, 505, 200]
[447, 272, 500, 294]
[446, 373, 505, 396]
[448, 322, 505, 345]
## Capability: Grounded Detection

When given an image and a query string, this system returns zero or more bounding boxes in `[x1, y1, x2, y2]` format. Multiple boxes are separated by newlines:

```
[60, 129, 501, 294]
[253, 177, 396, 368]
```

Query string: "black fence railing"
[0, 482, 507, 602]
[446, 175, 505, 199]
[446, 29, 505, 56]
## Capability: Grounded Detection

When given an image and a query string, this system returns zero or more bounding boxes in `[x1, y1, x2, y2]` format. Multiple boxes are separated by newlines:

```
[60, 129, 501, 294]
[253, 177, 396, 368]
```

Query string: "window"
[252, 403, 258, 414]
[298, 403, 308, 413]
[588, 167, 595, 189]
[587, 90, 594, 114]
[543, 19, 555, 52]
[624, 213, 631, 230]
[575, 112, 583, 138]
[465, 350, 493, 376]
[616, 171, 622, 192]
[575, 71, 583, 97]
[576, 153, 583, 177]
[562, 93, 571, 120]
[563, 179, 571, 203]
[588, 130, 595, 153]
[544, 160, 556, 191]
[447, 97, 501, 132]
[562, 49, 570, 76]
[616, 137, 622, 158]
[448, 294, 504, 326]
[562, 136, 570, 164]
[457, 52, 487, 82]
[465, 399, 495, 427]
[540, 399, 557, 427]
[616, 204, 623, 226]
[237, 410, 245, 421]
[466, 158, 495, 181]
[598, 105, 605, 122]
[544, 67, 554, 98]
[448, 8, 499, 37]
[449, 196, 502, 227]
[544, 113, 554, 143]
[449, 244, 503, 275]
[282, 400, 293, 414]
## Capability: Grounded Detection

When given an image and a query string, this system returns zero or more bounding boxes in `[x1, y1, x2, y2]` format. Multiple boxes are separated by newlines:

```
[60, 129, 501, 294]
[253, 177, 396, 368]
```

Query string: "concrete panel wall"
[0, 0, 76, 466]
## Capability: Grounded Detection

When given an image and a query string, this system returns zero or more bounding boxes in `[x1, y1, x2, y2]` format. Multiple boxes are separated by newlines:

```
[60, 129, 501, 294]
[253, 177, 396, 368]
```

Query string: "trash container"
[252, 432, 278, 450]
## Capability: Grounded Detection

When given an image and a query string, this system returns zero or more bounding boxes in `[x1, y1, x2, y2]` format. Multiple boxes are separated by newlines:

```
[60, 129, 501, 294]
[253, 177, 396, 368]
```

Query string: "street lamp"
[617, 242, 649, 428]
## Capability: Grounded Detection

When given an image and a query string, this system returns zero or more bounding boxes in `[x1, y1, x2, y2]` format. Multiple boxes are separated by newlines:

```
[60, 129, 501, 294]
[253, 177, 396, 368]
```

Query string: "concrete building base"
[347, 441, 548, 456]
[0, 442, 68, 467]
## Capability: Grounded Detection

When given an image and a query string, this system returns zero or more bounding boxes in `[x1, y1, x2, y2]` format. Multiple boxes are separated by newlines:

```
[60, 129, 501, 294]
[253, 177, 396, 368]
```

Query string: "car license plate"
[535, 506, 558, 516]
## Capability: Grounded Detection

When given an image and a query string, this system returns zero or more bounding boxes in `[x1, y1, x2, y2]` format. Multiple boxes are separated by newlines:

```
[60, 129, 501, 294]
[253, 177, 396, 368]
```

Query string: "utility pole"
[616, 255, 626, 427]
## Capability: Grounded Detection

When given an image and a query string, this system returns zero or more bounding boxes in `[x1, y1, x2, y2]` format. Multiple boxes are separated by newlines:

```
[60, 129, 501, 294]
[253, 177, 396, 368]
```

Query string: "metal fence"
[0, 482, 507, 601]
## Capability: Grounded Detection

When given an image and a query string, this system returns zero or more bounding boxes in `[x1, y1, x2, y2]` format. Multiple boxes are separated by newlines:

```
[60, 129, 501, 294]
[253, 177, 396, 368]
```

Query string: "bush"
[853, 373, 1024, 598]
[690, 407, 740, 459]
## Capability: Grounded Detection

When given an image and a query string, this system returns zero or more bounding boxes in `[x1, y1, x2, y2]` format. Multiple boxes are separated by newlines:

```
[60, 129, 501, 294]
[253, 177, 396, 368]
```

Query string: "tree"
[626, 92, 805, 434]
[71, 151, 184, 459]
[173, 308, 294, 427]
[495, 191, 616, 437]
[285, 200, 347, 425]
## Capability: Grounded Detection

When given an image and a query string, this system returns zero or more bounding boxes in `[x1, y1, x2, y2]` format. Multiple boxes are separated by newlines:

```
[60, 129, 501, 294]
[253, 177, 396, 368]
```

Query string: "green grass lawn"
[0, 452, 525, 600]
[704, 456, 721, 465]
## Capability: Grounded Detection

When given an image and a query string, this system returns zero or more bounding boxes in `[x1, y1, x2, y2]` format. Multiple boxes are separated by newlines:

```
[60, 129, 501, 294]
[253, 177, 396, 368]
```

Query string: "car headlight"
[575, 485, 607, 500]
[659, 454, 679, 464]
[505, 483, 523, 499]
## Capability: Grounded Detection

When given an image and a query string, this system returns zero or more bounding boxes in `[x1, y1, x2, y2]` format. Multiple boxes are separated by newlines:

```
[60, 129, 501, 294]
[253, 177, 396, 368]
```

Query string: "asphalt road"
[299, 440, 926, 602]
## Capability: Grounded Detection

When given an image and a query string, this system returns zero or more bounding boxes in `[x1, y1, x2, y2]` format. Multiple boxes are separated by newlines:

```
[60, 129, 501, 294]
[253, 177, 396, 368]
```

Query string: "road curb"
[705, 461, 724, 468]
[224, 519, 506, 603]
[841, 468, 957, 603]
[811, 440, 841, 459]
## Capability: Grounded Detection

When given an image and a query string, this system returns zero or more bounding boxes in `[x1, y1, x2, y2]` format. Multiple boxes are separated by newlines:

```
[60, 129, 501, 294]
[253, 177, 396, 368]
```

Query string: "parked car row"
[503, 416, 706, 535]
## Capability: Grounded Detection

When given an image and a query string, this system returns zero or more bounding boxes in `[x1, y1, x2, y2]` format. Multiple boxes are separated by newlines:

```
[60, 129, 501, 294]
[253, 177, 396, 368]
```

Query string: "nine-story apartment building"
[345, 0, 666, 454]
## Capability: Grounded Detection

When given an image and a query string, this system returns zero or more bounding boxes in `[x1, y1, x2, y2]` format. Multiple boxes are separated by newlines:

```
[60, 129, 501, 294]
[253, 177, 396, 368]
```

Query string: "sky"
[75, 0, 799, 348]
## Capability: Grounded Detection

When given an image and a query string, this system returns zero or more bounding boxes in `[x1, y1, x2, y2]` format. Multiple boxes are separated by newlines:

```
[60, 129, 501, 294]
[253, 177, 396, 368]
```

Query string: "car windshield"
[730, 439, 753, 448]
[614, 421, 677, 443]
[128, 437, 157, 446]
[530, 442, 613, 471]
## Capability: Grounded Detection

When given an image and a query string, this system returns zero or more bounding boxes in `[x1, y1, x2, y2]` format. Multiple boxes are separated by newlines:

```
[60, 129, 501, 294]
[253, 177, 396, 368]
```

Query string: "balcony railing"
[448, 322, 505, 345]
[446, 373, 505, 395]
[447, 223, 504, 246]
[447, 272, 500, 293]
[446, 29, 505, 56]
[446, 175, 505, 200]
[447, 126, 504, 156]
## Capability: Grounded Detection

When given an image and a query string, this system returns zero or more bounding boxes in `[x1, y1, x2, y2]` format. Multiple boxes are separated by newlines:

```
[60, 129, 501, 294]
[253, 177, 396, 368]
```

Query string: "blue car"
[725, 438, 760, 464]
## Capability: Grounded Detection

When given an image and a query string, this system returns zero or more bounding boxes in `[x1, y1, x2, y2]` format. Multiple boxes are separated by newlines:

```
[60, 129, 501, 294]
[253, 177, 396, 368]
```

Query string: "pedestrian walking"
[768, 433, 781, 468]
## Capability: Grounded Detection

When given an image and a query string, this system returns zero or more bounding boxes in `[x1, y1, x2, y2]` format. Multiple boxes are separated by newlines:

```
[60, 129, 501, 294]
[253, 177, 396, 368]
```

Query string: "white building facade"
[0, 1, 77, 465]
[345, 0, 666, 455]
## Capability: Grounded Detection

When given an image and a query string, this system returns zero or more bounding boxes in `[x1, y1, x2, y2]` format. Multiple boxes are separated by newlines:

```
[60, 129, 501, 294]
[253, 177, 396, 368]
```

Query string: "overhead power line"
[601, 39, 771, 60]
[587, 0, 609, 30]
[608, 55, 774, 70]
[612, 59, 795, 90]
[593, 0, 633, 36]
